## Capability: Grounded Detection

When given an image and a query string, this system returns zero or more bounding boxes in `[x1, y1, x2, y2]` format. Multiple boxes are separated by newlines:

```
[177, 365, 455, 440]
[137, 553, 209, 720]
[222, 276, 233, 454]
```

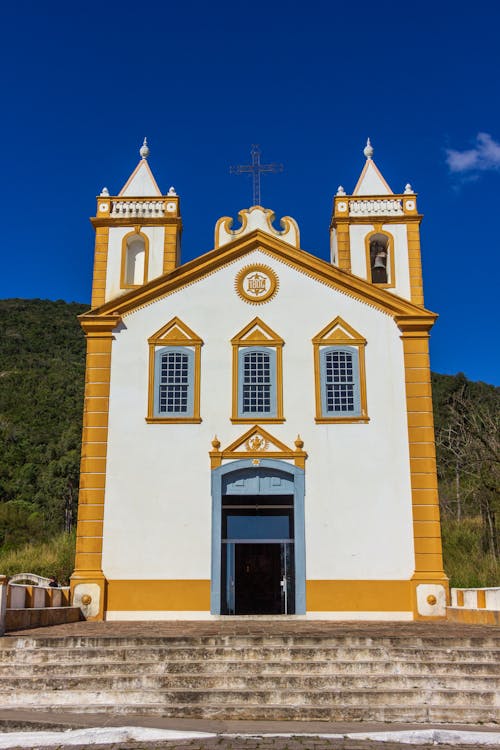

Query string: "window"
[320, 347, 360, 416]
[239, 347, 276, 417]
[231, 318, 284, 423]
[313, 317, 368, 423]
[365, 230, 395, 289]
[147, 318, 202, 423]
[155, 347, 193, 416]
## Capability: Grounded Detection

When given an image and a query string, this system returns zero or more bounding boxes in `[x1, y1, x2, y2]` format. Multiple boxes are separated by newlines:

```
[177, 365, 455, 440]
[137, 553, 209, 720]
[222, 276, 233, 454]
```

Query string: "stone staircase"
[0, 630, 499, 724]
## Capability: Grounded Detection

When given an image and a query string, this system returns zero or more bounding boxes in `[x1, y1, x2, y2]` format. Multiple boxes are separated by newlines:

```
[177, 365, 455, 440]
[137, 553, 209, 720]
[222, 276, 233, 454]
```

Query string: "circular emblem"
[405, 200, 415, 211]
[98, 203, 108, 213]
[245, 434, 268, 452]
[337, 201, 347, 212]
[166, 202, 177, 213]
[235, 264, 278, 304]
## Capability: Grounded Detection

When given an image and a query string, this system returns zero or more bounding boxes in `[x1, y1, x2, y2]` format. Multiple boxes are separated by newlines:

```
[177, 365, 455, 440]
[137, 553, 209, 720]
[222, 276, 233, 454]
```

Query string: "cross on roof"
[230, 145, 284, 207]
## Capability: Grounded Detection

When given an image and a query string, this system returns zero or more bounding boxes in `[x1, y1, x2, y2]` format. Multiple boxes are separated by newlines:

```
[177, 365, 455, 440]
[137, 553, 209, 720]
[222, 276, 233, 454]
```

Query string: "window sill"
[145, 417, 202, 424]
[231, 417, 285, 424]
[315, 416, 370, 424]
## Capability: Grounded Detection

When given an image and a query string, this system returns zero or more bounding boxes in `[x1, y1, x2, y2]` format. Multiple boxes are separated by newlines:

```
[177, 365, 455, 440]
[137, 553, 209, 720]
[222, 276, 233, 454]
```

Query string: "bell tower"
[89, 139, 182, 308]
[330, 139, 424, 306]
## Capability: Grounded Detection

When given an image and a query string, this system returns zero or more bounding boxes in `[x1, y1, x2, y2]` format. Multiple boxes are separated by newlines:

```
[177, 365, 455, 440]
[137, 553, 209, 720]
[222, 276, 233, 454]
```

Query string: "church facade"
[71, 140, 448, 621]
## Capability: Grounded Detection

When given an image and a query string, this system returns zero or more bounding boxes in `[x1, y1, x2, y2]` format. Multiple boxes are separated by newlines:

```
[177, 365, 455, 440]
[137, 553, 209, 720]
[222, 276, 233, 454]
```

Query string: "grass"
[442, 516, 500, 588]
[0, 531, 75, 584]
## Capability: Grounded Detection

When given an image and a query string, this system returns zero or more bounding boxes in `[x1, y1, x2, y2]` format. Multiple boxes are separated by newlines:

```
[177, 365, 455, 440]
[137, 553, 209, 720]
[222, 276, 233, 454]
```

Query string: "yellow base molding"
[107, 580, 211, 611]
[306, 580, 413, 613]
[446, 607, 500, 626]
[70, 569, 107, 621]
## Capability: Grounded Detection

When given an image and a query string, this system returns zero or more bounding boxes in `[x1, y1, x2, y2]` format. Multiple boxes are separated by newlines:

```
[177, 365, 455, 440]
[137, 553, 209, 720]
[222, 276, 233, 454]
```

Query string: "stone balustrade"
[110, 199, 167, 217]
[349, 198, 404, 216]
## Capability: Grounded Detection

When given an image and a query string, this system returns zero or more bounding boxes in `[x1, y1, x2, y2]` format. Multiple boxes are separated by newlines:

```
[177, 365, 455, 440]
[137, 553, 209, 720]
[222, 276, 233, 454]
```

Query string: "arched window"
[121, 232, 148, 288]
[369, 234, 389, 284]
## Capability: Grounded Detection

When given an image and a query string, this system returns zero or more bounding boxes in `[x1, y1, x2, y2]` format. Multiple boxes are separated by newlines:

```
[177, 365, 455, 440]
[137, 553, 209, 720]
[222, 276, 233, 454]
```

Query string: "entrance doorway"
[211, 460, 306, 616]
[221, 495, 295, 615]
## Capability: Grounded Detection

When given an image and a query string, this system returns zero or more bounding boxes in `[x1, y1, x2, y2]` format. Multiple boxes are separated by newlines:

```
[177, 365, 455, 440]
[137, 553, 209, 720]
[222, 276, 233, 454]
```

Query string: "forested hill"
[0, 298, 498, 580]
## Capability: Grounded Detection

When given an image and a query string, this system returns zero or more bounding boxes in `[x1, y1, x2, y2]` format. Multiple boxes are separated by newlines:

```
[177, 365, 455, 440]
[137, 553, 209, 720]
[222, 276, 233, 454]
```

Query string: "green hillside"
[0, 298, 498, 585]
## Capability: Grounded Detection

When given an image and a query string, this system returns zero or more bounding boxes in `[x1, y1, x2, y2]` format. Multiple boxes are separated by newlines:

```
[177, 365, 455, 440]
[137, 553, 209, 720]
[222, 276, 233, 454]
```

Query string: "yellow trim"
[312, 316, 368, 423]
[120, 229, 150, 289]
[107, 579, 210, 611]
[230, 318, 284, 423]
[307, 580, 411, 612]
[235, 263, 279, 304]
[397, 318, 448, 618]
[85, 231, 437, 324]
[146, 317, 203, 423]
[91, 227, 109, 309]
[210, 425, 307, 469]
[71, 314, 119, 620]
[364, 227, 396, 289]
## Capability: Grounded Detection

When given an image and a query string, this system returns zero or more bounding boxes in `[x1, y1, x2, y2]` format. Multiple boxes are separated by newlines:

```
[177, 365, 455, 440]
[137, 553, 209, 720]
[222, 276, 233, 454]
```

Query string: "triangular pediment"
[148, 317, 202, 345]
[87, 230, 436, 326]
[231, 317, 283, 346]
[224, 425, 292, 455]
[313, 316, 367, 345]
[353, 159, 393, 196]
[119, 159, 162, 197]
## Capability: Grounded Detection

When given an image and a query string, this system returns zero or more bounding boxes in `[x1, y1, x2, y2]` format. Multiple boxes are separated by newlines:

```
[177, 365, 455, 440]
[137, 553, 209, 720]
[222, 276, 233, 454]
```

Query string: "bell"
[373, 253, 387, 269]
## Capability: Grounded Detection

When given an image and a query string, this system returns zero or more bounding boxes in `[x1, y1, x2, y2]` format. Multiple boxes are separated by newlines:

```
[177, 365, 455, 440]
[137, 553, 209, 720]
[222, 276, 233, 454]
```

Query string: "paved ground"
[4, 619, 500, 639]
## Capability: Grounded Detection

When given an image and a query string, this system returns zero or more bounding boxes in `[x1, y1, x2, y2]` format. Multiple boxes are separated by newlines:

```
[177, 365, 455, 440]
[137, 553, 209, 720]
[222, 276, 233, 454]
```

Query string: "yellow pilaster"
[336, 221, 351, 272]
[407, 223, 425, 306]
[396, 315, 448, 618]
[163, 223, 181, 274]
[91, 227, 109, 309]
[70, 314, 121, 620]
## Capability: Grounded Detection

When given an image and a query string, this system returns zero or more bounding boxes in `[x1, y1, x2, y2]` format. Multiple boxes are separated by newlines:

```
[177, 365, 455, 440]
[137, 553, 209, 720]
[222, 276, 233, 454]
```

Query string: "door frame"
[211, 458, 306, 615]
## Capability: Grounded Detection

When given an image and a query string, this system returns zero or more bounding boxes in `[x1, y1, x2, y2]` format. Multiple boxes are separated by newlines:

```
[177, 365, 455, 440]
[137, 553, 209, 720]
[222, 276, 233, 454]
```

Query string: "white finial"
[336, 185, 346, 196]
[100, 187, 109, 197]
[363, 137, 374, 160]
[404, 183, 413, 194]
[139, 137, 150, 160]
[167, 186, 177, 196]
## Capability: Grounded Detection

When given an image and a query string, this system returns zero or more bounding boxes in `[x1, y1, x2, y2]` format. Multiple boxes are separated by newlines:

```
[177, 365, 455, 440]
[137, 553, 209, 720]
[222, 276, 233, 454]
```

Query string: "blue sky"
[1, 1, 499, 385]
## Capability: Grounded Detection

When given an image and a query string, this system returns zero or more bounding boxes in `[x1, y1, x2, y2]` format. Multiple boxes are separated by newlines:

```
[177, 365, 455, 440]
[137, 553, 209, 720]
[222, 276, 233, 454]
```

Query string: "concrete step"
[2, 702, 495, 724]
[1, 644, 499, 664]
[5, 634, 500, 649]
[0, 687, 497, 709]
[1, 673, 498, 692]
[3, 658, 498, 678]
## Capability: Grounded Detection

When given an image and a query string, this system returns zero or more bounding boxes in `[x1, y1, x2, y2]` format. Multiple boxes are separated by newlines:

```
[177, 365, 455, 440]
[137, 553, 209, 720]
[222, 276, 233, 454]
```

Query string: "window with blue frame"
[238, 346, 276, 418]
[154, 346, 194, 417]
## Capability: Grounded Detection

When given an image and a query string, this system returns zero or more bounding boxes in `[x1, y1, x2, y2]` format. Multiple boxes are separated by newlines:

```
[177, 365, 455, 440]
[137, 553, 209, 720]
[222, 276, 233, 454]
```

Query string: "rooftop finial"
[363, 137, 374, 160]
[140, 137, 150, 160]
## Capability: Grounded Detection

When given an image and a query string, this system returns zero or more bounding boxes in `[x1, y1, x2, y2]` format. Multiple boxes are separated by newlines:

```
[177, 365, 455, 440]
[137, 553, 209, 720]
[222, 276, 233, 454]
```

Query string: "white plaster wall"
[105, 226, 165, 303]
[349, 224, 411, 300]
[102, 249, 415, 583]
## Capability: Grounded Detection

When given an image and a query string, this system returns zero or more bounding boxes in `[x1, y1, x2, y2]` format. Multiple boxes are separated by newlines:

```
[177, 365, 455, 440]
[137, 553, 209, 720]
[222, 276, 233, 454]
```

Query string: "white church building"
[71, 139, 448, 621]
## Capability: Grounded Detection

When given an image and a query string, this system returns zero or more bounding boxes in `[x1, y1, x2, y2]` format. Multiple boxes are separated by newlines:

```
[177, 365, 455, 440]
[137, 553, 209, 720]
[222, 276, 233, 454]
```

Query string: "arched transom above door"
[210, 425, 307, 470]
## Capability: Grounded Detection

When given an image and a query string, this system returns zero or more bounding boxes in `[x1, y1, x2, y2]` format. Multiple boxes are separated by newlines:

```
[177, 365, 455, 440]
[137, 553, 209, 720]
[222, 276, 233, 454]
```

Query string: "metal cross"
[230, 145, 283, 206]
